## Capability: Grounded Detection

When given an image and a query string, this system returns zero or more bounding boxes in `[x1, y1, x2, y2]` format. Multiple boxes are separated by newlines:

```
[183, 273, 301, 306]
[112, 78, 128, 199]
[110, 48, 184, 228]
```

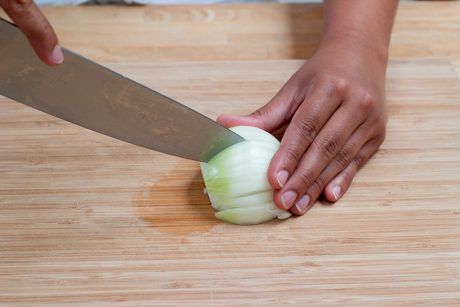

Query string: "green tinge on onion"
[201, 126, 291, 225]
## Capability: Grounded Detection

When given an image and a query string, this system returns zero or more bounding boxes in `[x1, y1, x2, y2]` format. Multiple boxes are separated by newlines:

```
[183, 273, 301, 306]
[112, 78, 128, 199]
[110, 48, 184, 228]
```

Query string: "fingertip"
[289, 206, 302, 216]
[281, 190, 297, 210]
[273, 189, 286, 211]
[28, 38, 62, 66]
[324, 176, 348, 202]
[51, 44, 64, 65]
[324, 182, 339, 202]
[216, 114, 235, 127]
[276, 170, 289, 188]
[293, 194, 312, 215]
[216, 114, 230, 126]
[291, 204, 313, 216]
[267, 153, 287, 189]
[216, 114, 254, 128]
[332, 185, 342, 201]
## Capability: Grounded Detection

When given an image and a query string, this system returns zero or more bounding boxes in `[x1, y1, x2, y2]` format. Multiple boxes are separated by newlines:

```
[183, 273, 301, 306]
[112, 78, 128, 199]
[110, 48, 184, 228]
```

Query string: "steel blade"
[0, 18, 244, 162]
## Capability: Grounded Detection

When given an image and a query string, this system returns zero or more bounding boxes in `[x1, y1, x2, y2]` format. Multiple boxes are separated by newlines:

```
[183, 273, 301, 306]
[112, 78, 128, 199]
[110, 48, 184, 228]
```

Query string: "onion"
[201, 126, 291, 225]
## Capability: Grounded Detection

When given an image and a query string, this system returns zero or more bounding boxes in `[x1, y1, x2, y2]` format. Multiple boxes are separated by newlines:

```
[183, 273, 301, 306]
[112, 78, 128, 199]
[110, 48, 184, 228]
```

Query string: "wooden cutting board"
[1, 59, 459, 306]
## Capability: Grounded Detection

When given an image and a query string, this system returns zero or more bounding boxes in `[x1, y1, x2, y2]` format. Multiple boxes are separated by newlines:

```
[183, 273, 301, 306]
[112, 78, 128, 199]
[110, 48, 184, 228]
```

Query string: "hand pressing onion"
[201, 126, 291, 225]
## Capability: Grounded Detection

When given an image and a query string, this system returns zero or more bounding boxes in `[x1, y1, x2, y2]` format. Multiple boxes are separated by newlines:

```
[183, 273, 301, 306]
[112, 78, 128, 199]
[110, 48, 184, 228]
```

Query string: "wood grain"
[1, 59, 459, 306]
[1, 2, 459, 75]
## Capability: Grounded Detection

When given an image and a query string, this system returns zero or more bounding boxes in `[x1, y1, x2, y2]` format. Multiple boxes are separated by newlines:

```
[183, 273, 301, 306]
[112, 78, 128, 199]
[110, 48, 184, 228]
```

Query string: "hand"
[0, 0, 63, 65]
[218, 0, 397, 215]
[219, 41, 388, 215]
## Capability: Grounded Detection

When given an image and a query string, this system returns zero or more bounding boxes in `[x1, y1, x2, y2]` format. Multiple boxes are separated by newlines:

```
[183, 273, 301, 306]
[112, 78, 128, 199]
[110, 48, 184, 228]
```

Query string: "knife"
[0, 18, 244, 162]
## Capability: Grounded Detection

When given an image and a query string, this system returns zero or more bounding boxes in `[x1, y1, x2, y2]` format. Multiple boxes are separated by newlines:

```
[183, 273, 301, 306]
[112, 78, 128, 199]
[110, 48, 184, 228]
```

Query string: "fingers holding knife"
[0, 0, 63, 65]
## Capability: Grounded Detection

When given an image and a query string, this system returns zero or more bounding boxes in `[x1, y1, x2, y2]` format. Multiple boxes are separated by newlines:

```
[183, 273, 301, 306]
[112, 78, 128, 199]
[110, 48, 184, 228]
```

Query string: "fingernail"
[332, 185, 341, 200]
[281, 190, 297, 209]
[51, 45, 64, 64]
[295, 195, 311, 213]
[276, 170, 289, 188]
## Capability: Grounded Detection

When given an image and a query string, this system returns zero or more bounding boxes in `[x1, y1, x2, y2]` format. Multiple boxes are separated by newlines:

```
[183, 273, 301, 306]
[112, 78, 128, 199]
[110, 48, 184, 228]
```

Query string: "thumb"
[217, 85, 300, 133]
[217, 113, 266, 130]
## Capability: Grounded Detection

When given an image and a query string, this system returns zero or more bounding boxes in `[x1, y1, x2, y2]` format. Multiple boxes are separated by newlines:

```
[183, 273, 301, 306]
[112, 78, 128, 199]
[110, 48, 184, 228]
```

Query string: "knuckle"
[353, 153, 366, 168]
[297, 171, 316, 190]
[284, 148, 301, 169]
[296, 118, 319, 145]
[313, 176, 327, 193]
[355, 91, 376, 113]
[335, 146, 353, 170]
[40, 19, 53, 36]
[28, 18, 54, 40]
[317, 73, 349, 99]
[314, 136, 341, 160]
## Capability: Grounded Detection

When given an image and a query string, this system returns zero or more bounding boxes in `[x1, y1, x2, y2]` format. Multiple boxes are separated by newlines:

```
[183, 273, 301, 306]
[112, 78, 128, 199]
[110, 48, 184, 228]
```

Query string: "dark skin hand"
[218, 0, 399, 215]
[0, 0, 63, 65]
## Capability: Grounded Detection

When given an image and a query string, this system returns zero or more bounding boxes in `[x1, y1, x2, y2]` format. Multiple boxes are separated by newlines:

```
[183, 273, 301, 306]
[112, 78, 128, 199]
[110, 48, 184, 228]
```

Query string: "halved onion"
[201, 126, 291, 225]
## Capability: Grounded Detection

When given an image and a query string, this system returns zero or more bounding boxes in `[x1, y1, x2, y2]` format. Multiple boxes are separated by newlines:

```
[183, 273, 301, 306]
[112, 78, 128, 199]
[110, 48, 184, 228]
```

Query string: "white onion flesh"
[200, 126, 292, 225]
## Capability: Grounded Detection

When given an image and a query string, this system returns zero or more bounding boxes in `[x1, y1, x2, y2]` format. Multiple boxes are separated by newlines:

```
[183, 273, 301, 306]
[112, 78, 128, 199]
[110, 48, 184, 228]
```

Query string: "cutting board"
[1, 59, 459, 306]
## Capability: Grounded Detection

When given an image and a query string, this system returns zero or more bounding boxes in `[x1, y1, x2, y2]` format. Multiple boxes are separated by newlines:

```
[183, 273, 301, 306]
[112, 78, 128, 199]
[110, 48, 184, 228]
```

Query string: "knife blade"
[0, 18, 245, 162]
